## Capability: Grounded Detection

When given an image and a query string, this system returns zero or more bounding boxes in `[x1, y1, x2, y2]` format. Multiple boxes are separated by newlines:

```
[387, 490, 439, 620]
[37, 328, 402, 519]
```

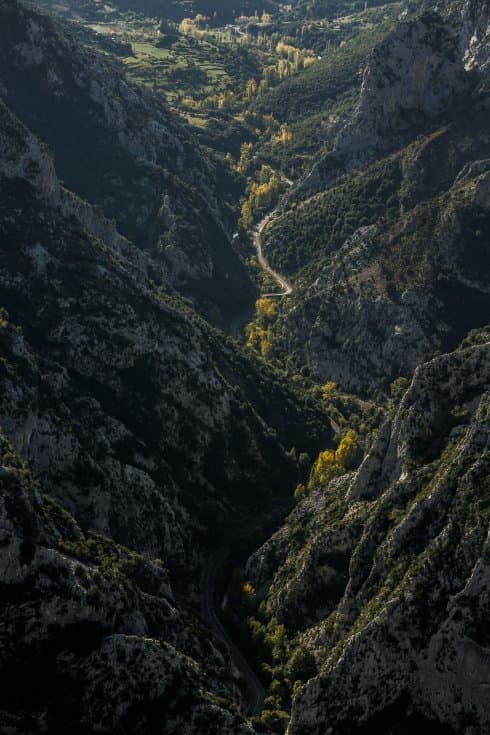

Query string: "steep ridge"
[0, 0, 255, 326]
[262, 2, 490, 395]
[0, 92, 335, 731]
[247, 333, 490, 734]
[298, 10, 473, 196]
[0, 98, 331, 577]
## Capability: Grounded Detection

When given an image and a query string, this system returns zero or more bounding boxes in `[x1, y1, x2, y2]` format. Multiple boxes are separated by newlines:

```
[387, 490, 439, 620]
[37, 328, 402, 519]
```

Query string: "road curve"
[201, 549, 265, 717]
[253, 181, 293, 298]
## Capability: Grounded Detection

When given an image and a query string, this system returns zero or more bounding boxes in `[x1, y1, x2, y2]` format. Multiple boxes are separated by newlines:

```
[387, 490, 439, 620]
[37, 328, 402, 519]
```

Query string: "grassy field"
[121, 31, 275, 107]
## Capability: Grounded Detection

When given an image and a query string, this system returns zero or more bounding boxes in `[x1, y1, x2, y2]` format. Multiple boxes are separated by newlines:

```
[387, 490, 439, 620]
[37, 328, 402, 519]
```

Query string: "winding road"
[253, 181, 341, 440]
[228, 179, 293, 335]
[201, 549, 265, 717]
[254, 180, 293, 298]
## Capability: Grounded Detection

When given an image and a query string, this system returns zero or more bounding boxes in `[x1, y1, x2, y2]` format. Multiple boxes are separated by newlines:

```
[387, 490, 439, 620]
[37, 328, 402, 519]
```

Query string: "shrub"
[286, 647, 317, 682]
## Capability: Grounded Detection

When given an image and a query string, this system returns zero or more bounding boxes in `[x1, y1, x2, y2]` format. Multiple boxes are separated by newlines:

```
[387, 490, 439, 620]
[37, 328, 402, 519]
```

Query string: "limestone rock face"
[0, 97, 155, 276]
[336, 14, 469, 158]
[247, 339, 490, 734]
[460, 0, 490, 73]
[300, 9, 480, 196]
[0, 97, 58, 201]
[434, 0, 490, 74]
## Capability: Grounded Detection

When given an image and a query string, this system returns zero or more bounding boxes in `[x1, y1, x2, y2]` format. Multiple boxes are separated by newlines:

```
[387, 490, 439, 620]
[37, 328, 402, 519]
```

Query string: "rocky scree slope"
[247, 334, 490, 734]
[0, 0, 254, 326]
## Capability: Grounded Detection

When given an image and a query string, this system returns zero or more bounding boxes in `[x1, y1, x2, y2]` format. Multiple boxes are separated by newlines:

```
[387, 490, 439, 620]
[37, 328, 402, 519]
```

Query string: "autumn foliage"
[246, 297, 278, 359]
[321, 380, 337, 402]
[240, 165, 282, 229]
[310, 429, 358, 487]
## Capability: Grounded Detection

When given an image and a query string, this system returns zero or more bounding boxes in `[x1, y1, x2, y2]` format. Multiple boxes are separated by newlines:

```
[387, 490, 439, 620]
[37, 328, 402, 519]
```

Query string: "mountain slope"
[261, 2, 490, 395]
[271, 139, 490, 394]
[0, 86, 335, 732]
[247, 334, 490, 734]
[0, 0, 255, 326]
[296, 10, 473, 196]
[0, 97, 331, 576]
[0, 429, 255, 735]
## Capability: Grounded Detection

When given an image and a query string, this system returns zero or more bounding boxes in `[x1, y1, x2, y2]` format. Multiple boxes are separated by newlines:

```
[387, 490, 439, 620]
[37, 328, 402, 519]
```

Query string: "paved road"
[252, 183, 341, 437]
[253, 180, 293, 298]
[201, 549, 265, 717]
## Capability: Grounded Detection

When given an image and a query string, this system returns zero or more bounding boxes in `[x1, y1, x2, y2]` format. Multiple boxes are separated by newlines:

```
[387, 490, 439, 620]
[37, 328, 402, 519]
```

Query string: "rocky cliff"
[458, 0, 490, 74]
[298, 2, 487, 197]
[247, 335, 490, 734]
[262, 2, 490, 396]
[0, 94, 332, 732]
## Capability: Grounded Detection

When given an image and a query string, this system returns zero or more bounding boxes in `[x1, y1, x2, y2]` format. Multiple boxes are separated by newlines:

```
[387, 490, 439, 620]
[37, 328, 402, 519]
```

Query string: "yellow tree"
[321, 380, 337, 401]
[311, 449, 339, 486]
[255, 297, 278, 323]
[240, 581, 256, 614]
[240, 199, 253, 230]
[310, 430, 358, 487]
[236, 142, 253, 174]
[335, 429, 358, 467]
[246, 299, 278, 359]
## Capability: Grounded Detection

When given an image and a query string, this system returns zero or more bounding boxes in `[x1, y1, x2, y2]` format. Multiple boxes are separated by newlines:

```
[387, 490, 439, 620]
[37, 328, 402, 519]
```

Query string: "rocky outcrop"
[337, 13, 470, 153]
[431, 0, 490, 74]
[299, 9, 480, 196]
[247, 337, 490, 734]
[0, 97, 159, 278]
[460, 0, 490, 74]
[0, 96, 58, 200]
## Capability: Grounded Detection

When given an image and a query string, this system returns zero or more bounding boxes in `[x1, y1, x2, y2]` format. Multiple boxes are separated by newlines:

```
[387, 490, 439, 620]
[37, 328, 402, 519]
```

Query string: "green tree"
[287, 648, 317, 682]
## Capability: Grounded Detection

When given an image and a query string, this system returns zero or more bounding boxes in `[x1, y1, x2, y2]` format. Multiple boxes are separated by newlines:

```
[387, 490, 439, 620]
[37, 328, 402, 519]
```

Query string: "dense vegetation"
[263, 154, 403, 274]
[2, 0, 489, 733]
